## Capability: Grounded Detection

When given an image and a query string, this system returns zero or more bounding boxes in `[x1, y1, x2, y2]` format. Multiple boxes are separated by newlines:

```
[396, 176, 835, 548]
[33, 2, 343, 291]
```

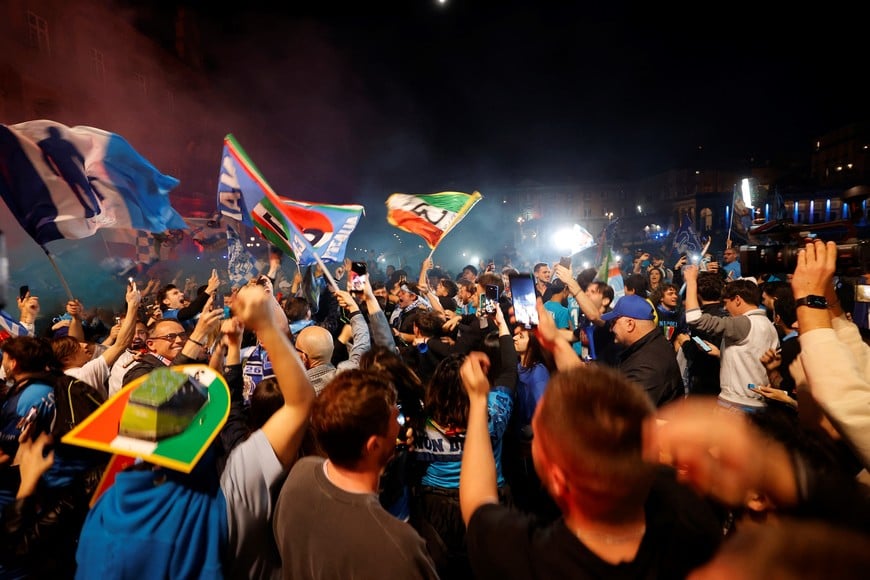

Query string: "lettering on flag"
[386, 191, 482, 250]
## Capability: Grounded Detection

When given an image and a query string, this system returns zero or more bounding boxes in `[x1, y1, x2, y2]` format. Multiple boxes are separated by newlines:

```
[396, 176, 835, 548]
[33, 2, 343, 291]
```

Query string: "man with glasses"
[122, 304, 224, 387]
[722, 246, 742, 281]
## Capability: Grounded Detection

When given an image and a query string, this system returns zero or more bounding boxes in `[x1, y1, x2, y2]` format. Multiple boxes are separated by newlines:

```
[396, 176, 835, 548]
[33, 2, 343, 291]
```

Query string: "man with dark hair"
[758, 281, 800, 405]
[533, 262, 551, 296]
[436, 278, 459, 312]
[390, 280, 430, 345]
[273, 369, 438, 579]
[460, 264, 478, 283]
[456, 279, 478, 316]
[554, 263, 622, 364]
[459, 355, 721, 579]
[623, 273, 650, 298]
[654, 283, 687, 344]
[682, 271, 726, 396]
[0, 337, 56, 469]
[684, 267, 779, 412]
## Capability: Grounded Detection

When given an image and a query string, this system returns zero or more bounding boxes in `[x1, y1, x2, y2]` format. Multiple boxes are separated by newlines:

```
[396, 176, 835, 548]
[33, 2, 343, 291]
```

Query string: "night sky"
[3, 1, 866, 311]
[188, 0, 867, 188]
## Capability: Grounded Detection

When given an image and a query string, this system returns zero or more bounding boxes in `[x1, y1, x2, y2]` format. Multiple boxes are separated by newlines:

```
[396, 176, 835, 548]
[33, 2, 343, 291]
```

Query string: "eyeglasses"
[295, 345, 309, 358]
[151, 332, 188, 343]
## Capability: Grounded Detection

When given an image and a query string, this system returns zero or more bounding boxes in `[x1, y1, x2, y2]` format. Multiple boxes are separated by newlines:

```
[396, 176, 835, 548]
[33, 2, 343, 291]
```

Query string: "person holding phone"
[679, 271, 726, 397]
[15, 285, 39, 336]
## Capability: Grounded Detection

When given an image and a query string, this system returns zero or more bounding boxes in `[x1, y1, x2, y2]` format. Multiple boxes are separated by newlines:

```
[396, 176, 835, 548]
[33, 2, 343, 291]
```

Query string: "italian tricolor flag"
[386, 191, 482, 250]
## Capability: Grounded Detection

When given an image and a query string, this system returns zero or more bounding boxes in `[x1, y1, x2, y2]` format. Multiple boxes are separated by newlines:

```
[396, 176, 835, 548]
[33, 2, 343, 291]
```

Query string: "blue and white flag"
[0, 120, 187, 246]
[216, 134, 269, 227]
[0, 310, 30, 343]
[226, 225, 262, 288]
[673, 213, 704, 256]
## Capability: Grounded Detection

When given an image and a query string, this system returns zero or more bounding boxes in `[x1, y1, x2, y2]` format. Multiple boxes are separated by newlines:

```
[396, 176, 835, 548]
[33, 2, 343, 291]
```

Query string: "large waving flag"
[0, 121, 186, 245]
[255, 199, 364, 265]
[216, 134, 270, 227]
[673, 213, 704, 256]
[386, 191, 482, 250]
[215, 134, 364, 265]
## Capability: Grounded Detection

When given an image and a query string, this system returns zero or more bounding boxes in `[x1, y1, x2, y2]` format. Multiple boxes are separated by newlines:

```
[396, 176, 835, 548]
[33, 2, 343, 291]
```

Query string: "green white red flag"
[385, 190, 482, 250]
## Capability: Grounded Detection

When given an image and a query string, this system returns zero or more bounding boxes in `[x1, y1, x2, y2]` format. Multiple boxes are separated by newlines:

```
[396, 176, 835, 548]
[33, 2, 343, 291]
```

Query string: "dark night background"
[173, 0, 866, 187]
[2, 0, 867, 313]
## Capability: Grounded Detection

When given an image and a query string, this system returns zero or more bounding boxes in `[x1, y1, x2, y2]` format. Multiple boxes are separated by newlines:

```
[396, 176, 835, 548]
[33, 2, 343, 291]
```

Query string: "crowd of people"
[0, 238, 868, 579]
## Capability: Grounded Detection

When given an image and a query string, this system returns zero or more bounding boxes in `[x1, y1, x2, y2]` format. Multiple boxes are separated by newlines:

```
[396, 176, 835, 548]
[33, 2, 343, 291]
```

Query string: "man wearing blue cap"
[600, 295, 683, 406]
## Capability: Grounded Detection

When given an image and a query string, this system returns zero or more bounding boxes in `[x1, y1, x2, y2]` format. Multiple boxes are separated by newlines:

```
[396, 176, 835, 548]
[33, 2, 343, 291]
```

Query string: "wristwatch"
[795, 295, 828, 309]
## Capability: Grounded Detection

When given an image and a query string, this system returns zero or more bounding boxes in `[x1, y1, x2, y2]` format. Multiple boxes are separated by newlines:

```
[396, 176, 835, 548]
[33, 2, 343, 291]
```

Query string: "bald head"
[296, 325, 334, 366]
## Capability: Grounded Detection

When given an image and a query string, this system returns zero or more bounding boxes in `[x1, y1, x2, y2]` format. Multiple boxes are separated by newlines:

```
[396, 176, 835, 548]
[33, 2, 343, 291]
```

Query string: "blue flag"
[215, 134, 364, 265]
[0, 121, 186, 246]
[216, 134, 271, 227]
[226, 225, 262, 288]
[673, 213, 704, 256]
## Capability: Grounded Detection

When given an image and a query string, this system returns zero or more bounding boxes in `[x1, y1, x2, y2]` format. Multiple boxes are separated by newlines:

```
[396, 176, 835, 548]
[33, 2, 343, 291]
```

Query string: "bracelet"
[188, 337, 206, 348]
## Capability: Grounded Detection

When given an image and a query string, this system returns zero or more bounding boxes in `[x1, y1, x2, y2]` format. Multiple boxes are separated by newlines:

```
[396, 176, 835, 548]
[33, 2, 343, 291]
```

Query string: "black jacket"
[617, 327, 683, 407]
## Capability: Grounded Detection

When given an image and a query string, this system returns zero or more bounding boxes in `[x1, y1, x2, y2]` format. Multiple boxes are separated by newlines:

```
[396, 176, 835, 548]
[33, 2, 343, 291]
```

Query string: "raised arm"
[100, 282, 142, 368]
[234, 284, 315, 467]
[792, 240, 870, 469]
[533, 297, 583, 371]
[360, 277, 399, 353]
[554, 263, 604, 326]
[459, 352, 499, 525]
[334, 289, 371, 368]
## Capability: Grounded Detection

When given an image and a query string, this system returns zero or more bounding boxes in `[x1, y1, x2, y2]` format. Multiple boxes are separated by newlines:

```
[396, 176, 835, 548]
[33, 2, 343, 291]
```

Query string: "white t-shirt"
[65, 357, 110, 397]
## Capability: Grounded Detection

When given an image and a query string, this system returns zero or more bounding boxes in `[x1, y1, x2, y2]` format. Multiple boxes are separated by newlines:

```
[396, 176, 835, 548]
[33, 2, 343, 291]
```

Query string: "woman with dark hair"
[409, 306, 515, 579]
[358, 346, 426, 520]
[504, 327, 560, 522]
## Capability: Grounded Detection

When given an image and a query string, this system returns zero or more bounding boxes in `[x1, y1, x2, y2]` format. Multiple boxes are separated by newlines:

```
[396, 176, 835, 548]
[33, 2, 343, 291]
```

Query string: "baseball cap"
[600, 294, 655, 322]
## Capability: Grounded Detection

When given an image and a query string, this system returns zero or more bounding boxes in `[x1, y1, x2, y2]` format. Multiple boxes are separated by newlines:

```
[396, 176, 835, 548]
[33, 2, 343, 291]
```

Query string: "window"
[91, 48, 105, 83]
[27, 11, 50, 54]
[700, 208, 713, 230]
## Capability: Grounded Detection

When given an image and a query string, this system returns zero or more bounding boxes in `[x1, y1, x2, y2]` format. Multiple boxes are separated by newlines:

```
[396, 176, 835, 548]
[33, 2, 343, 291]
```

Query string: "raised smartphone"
[508, 273, 539, 329]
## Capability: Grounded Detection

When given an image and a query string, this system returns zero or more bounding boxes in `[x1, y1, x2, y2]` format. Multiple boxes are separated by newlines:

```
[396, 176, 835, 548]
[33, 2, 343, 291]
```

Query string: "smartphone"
[691, 335, 712, 352]
[478, 294, 496, 316]
[19, 285, 29, 300]
[508, 273, 539, 329]
[17, 406, 39, 430]
[855, 284, 870, 303]
[212, 291, 224, 312]
[351, 261, 367, 276]
[485, 284, 499, 302]
[559, 256, 572, 268]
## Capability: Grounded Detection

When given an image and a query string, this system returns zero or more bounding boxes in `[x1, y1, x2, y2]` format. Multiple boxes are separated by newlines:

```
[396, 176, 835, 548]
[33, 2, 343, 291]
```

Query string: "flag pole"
[41, 246, 75, 301]
[726, 184, 737, 248]
[310, 252, 340, 293]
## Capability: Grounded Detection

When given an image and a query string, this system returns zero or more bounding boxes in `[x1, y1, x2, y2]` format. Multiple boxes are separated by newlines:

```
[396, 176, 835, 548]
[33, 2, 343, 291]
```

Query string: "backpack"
[52, 376, 106, 440]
